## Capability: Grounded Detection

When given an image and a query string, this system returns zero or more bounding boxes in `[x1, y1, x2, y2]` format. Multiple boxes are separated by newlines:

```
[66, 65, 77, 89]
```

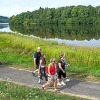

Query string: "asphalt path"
[0, 65, 100, 100]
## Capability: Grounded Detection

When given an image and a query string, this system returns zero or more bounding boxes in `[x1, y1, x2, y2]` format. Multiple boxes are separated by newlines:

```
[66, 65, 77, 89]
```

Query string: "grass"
[0, 32, 100, 81]
[0, 80, 89, 100]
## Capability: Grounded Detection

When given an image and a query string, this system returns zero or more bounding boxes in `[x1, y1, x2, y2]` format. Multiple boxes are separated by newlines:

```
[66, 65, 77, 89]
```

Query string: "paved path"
[0, 65, 100, 100]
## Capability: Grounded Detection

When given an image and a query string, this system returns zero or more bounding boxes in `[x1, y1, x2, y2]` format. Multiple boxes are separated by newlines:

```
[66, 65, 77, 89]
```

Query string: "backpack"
[32, 53, 34, 58]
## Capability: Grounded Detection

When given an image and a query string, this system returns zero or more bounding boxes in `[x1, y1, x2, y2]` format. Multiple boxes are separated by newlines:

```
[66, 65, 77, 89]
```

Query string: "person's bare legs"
[54, 80, 57, 89]
[42, 82, 51, 89]
[54, 80, 60, 92]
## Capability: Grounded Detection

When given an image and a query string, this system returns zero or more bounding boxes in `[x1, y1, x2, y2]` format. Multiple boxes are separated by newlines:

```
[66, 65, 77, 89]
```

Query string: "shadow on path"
[60, 79, 82, 90]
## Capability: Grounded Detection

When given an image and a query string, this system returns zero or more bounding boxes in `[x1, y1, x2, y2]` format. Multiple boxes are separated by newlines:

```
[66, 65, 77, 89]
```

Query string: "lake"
[0, 23, 100, 47]
[0, 23, 12, 32]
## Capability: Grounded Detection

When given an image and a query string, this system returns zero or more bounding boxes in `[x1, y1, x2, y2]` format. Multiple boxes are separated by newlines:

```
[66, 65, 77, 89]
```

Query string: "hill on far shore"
[0, 16, 9, 23]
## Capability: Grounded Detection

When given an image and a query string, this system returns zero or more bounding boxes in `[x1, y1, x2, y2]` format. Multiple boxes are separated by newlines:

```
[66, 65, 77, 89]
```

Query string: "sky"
[0, 0, 100, 17]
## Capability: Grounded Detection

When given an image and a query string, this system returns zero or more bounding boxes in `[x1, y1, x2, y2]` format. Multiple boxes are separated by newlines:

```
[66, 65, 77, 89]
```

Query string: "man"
[32, 47, 41, 76]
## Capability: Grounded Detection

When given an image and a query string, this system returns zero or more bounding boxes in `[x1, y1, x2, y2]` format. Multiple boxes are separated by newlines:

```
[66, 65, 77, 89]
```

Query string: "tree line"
[9, 5, 100, 25]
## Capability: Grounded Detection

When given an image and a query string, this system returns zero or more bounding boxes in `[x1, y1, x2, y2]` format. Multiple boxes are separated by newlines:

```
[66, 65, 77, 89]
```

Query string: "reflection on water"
[0, 23, 8, 29]
[0, 23, 100, 47]
[0, 23, 12, 32]
[10, 24, 100, 40]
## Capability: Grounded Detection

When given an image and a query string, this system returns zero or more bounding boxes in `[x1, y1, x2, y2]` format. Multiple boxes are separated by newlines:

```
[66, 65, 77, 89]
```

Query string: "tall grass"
[0, 32, 100, 77]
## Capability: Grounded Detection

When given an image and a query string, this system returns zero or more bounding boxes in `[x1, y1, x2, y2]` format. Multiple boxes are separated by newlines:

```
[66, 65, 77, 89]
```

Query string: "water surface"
[0, 23, 100, 47]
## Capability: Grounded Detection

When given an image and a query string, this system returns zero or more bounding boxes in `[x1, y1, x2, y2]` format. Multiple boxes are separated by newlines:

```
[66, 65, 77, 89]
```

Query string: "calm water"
[0, 23, 100, 47]
[0, 23, 12, 32]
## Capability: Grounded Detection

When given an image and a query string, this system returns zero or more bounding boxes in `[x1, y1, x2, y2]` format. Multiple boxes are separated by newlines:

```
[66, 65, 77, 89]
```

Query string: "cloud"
[0, 0, 100, 17]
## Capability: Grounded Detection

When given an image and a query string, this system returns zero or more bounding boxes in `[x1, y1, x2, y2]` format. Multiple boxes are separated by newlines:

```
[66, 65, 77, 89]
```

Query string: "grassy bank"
[0, 32, 100, 80]
[0, 80, 89, 100]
